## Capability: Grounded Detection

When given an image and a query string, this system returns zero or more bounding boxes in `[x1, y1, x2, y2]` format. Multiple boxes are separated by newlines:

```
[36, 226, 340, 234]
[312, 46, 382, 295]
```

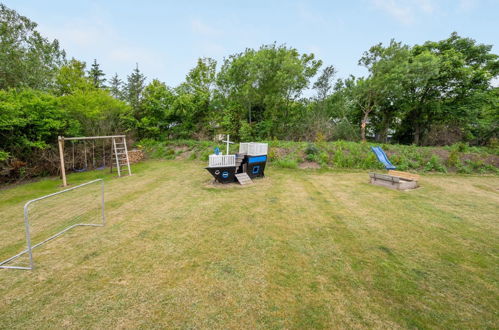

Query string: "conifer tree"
[88, 59, 106, 88]
[125, 63, 146, 113]
[109, 73, 123, 99]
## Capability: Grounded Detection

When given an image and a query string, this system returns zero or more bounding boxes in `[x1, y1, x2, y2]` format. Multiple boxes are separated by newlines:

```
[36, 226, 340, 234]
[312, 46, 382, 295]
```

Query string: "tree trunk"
[377, 113, 390, 143]
[414, 121, 420, 145]
[361, 111, 370, 143]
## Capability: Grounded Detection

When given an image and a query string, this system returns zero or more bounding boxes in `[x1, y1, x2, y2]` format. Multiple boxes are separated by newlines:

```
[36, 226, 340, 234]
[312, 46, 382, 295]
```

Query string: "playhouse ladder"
[235, 173, 253, 185]
[112, 136, 132, 177]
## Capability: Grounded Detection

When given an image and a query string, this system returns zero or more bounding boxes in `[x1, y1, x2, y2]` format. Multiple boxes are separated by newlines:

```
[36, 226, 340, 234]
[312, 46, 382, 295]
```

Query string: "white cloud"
[370, 0, 437, 24]
[296, 2, 328, 26]
[416, 0, 435, 13]
[38, 19, 112, 48]
[37, 16, 166, 80]
[371, 0, 415, 24]
[191, 19, 222, 37]
[190, 19, 226, 58]
[458, 0, 477, 11]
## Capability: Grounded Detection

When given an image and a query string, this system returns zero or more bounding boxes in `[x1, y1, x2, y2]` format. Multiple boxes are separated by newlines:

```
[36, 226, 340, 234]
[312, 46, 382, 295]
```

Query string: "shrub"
[275, 158, 298, 169]
[424, 155, 447, 173]
[447, 149, 460, 167]
[305, 143, 319, 156]
[239, 121, 253, 141]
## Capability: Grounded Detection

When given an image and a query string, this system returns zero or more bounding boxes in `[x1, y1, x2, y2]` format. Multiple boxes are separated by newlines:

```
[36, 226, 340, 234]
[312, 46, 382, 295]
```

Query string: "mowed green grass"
[0, 160, 498, 329]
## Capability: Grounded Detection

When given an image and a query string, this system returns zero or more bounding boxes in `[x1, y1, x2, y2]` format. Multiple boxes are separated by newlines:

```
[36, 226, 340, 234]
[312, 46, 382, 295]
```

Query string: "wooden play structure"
[205, 136, 268, 185]
[58, 135, 131, 186]
[369, 146, 419, 190]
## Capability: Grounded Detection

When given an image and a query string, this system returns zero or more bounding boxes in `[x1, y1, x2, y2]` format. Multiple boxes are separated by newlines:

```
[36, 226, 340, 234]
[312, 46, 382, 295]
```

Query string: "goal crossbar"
[0, 179, 105, 270]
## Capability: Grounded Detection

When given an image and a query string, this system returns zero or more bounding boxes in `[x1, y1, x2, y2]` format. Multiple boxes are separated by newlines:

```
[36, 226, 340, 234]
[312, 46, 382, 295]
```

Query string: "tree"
[59, 89, 130, 136]
[313, 65, 336, 101]
[109, 73, 124, 100]
[358, 40, 411, 142]
[398, 33, 498, 145]
[297, 65, 337, 140]
[0, 89, 75, 159]
[173, 58, 217, 138]
[137, 79, 175, 139]
[88, 59, 106, 88]
[54, 59, 93, 96]
[216, 44, 321, 139]
[125, 64, 146, 114]
[0, 4, 65, 90]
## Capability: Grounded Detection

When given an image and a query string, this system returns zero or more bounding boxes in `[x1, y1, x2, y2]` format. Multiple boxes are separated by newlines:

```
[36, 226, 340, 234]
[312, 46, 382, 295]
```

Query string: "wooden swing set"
[58, 135, 131, 187]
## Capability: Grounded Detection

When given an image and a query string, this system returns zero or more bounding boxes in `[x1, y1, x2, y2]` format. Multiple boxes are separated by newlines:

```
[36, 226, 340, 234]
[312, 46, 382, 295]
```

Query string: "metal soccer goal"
[0, 179, 105, 270]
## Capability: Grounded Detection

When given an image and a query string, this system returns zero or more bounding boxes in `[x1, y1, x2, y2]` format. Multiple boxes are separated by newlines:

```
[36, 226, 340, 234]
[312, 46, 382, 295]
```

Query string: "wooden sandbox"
[369, 172, 418, 190]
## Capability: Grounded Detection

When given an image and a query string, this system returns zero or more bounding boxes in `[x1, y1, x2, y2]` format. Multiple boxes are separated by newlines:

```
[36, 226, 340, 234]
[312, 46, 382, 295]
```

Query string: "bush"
[239, 121, 253, 141]
[447, 149, 460, 167]
[305, 143, 319, 156]
[424, 155, 447, 173]
[275, 158, 298, 169]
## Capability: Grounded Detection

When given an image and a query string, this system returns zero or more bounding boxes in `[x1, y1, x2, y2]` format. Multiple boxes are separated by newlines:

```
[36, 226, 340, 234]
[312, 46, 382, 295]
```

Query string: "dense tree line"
[1, 4, 498, 167]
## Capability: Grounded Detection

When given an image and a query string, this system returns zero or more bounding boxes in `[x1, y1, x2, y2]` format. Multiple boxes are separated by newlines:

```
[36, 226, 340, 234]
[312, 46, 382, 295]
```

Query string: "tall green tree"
[109, 73, 124, 100]
[137, 79, 175, 139]
[300, 65, 337, 140]
[389, 33, 498, 144]
[0, 4, 65, 90]
[173, 58, 217, 138]
[88, 59, 106, 88]
[358, 40, 411, 142]
[54, 59, 93, 96]
[217, 44, 321, 139]
[0, 89, 75, 159]
[125, 64, 146, 114]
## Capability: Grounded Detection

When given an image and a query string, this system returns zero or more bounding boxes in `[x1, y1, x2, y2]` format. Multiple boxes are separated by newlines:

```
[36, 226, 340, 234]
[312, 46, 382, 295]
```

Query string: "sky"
[6, 0, 499, 87]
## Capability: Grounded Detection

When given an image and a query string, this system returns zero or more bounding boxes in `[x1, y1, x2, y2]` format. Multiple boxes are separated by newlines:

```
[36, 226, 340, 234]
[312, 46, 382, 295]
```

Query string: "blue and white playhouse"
[205, 141, 268, 185]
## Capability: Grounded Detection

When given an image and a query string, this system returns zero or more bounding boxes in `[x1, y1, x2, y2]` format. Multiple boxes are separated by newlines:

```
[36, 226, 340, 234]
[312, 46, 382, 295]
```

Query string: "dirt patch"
[483, 155, 499, 167]
[173, 146, 189, 153]
[176, 150, 194, 160]
[460, 153, 499, 167]
[299, 161, 320, 169]
[432, 148, 450, 161]
[272, 147, 289, 159]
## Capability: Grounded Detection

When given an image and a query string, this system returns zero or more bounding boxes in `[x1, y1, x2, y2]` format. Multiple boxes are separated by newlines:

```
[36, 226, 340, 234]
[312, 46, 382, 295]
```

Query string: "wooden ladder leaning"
[111, 136, 132, 177]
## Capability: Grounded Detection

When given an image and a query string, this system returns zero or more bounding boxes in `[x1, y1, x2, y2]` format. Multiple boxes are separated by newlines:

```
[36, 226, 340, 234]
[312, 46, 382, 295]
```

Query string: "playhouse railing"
[208, 154, 236, 167]
[239, 143, 268, 156]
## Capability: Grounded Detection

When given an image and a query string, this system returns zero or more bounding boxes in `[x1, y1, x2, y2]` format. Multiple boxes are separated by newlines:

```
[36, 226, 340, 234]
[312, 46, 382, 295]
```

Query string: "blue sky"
[6, 0, 499, 87]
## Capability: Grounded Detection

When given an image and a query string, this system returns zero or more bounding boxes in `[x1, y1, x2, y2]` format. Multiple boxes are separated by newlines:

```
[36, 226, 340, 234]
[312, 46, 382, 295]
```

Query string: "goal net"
[0, 179, 105, 270]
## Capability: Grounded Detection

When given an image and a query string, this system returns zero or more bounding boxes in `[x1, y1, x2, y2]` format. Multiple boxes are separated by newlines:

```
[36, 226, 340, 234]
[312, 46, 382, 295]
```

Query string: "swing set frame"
[58, 135, 129, 187]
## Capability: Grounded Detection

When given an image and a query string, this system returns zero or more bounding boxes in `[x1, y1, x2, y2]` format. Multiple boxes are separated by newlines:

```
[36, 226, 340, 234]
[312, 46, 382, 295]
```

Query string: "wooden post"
[84, 141, 87, 169]
[58, 136, 67, 187]
[110, 138, 114, 173]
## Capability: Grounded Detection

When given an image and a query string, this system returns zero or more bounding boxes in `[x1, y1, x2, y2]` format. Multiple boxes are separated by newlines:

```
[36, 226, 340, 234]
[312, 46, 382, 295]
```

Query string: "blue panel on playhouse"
[248, 155, 267, 164]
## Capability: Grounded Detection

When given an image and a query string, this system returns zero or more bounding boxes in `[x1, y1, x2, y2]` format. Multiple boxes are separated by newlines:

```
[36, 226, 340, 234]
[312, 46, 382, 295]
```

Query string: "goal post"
[0, 179, 105, 270]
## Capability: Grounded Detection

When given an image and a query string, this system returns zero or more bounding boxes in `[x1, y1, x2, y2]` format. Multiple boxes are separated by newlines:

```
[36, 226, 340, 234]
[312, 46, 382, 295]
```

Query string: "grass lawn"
[0, 160, 498, 328]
